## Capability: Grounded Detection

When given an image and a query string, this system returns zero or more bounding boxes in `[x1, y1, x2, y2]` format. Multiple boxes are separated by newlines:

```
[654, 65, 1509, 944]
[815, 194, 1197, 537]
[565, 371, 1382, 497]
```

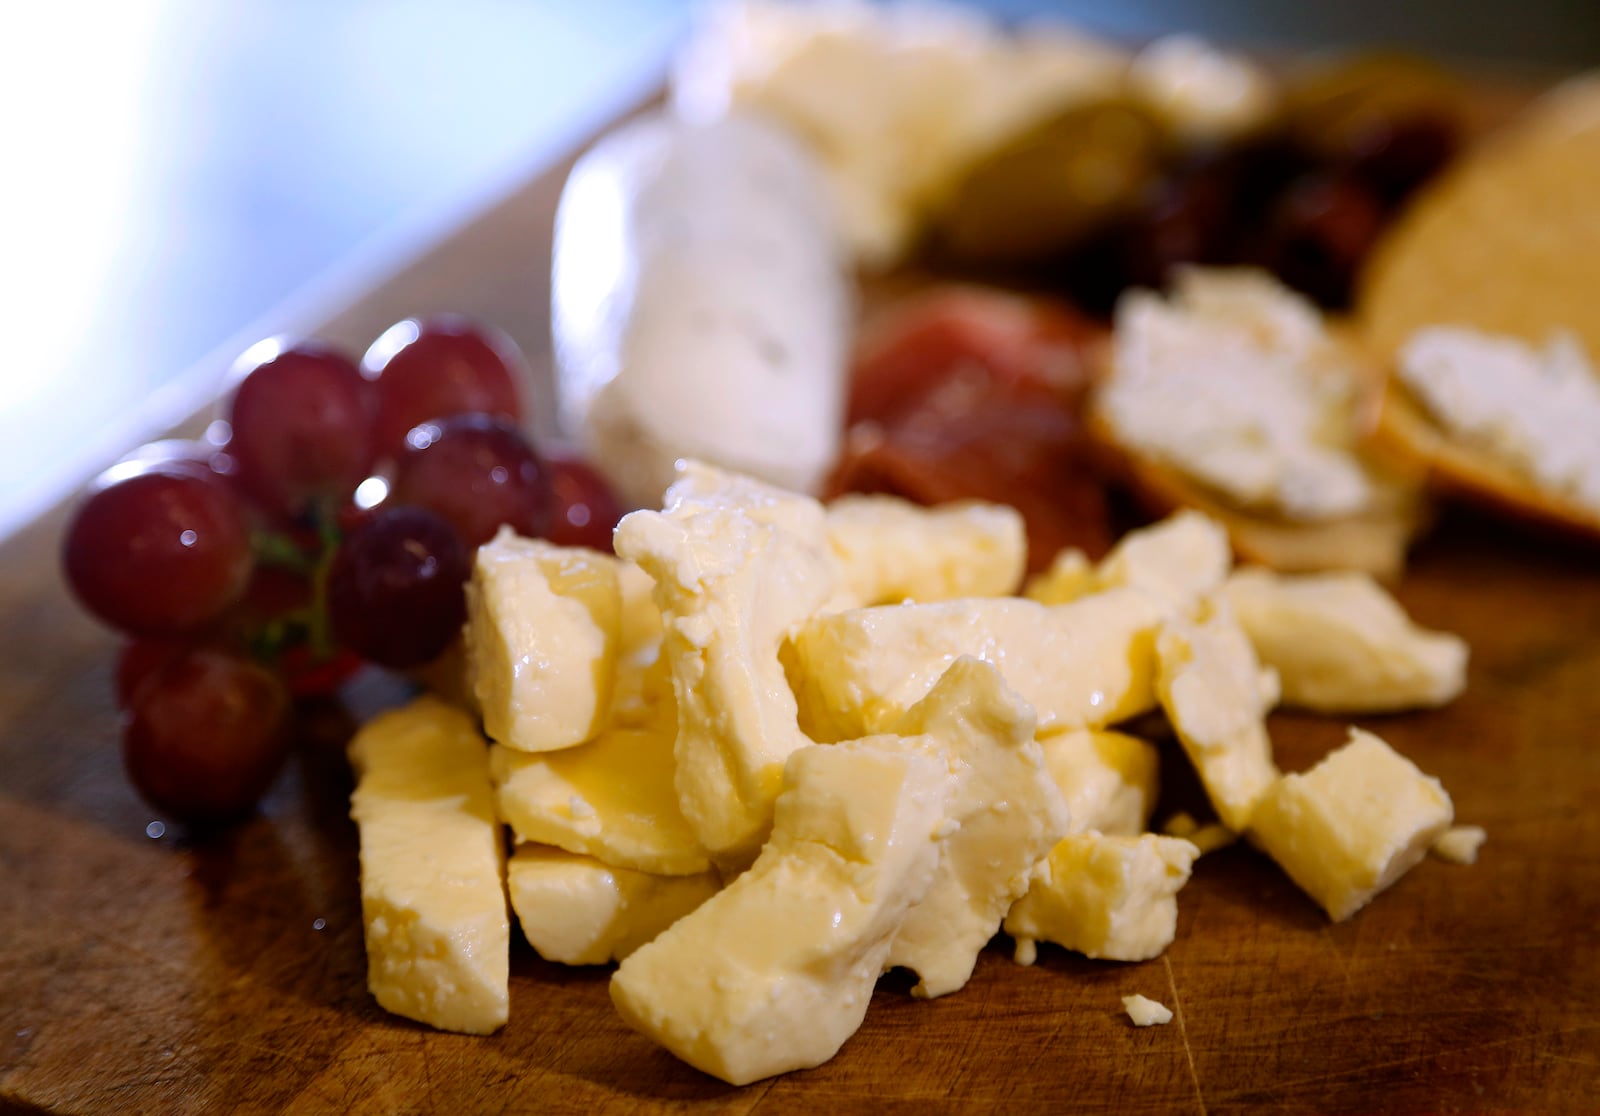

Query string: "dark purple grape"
[327, 505, 469, 669]
[1259, 173, 1385, 309]
[1118, 169, 1234, 291]
[391, 413, 552, 549]
[543, 452, 623, 553]
[361, 315, 526, 459]
[1345, 112, 1460, 204]
[63, 461, 253, 637]
[122, 647, 292, 826]
[225, 339, 375, 518]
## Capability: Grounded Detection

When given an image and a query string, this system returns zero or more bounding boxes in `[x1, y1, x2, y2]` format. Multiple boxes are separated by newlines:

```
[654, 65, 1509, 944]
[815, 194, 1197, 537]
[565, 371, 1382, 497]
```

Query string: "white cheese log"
[552, 110, 851, 510]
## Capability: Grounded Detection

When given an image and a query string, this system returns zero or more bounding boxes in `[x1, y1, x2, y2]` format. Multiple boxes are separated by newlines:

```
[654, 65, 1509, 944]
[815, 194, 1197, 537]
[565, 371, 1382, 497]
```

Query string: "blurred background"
[1, 0, 1595, 540]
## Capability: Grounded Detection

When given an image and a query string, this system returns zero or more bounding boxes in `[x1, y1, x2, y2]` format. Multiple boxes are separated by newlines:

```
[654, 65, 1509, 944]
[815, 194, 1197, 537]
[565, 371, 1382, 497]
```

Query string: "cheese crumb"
[1432, 825, 1487, 865]
[1122, 994, 1173, 1026]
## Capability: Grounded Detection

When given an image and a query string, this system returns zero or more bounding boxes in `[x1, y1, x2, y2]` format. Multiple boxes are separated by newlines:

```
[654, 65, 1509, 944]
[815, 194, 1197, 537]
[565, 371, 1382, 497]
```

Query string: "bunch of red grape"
[62, 315, 622, 828]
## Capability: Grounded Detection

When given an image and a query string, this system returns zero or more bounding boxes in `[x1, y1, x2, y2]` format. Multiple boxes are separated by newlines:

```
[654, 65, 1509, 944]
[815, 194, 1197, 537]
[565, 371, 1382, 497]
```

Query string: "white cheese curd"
[551, 110, 851, 509]
[1398, 327, 1600, 514]
[1102, 269, 1379, 521]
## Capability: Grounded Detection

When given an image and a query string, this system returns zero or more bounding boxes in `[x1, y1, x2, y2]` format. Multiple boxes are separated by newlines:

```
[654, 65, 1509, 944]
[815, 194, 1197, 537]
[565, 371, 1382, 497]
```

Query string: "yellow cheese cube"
[1249, 727, 1454, 921]
[614, 467, 837, 869]
[506, 845, 720, 965]
[489, 721, 710, 876]
[348, 696, 510, 1034]
[1222, 567, 1468, 713]
[790, 587, 1165, 742]
[885, 658, 1071, 998]
[1156, 597, 1280, 831]
[610, 737, 949, 1086]
[465, 530, 621, 753]
[824, 493, 1026, 607]
[1004, 833, 1198, 963]
[1037, 728, 1159, 837]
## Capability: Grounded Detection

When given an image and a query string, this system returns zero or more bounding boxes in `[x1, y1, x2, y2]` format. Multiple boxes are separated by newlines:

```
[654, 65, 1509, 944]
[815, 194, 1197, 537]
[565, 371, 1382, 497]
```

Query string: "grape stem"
[306, 504, 341, 661]
[252, 530, 319, 576]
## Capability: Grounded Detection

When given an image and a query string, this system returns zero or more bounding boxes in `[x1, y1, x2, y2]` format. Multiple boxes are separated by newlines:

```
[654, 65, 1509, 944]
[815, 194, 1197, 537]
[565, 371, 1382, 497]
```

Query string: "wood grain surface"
[4, 104, 1600, 1116]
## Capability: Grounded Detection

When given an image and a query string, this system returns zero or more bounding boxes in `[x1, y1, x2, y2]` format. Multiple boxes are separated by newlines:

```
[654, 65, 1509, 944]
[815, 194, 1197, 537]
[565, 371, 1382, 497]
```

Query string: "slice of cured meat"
[825, 286, 1112, 568]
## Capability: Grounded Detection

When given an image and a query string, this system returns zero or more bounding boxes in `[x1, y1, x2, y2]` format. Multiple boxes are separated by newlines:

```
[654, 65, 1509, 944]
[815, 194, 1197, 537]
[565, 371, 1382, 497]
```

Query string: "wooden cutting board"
[4, 98, 1599, 1116]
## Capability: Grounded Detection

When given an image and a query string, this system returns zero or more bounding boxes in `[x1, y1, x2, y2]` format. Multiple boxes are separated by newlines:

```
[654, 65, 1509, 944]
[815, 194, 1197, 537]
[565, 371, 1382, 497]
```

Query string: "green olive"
[930, 100, 1167, 266]
[1284, 53, 1462, 164]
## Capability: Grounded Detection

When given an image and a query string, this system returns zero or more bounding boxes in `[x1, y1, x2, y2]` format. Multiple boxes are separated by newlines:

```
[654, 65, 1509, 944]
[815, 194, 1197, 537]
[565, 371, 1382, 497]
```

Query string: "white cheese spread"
[1102, 269, 1381, 521]
[1398, 326, 1600, 514]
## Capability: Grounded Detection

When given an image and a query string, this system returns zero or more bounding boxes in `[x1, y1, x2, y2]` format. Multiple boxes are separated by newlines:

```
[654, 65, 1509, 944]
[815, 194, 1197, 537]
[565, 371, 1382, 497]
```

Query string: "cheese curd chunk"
[1156, 598, 1280, 832]
[1026, 511, 1232, 615]
[1006, 834, 1198, 963]
[551, 110, 850, 508]
[1397, 327, 1600, 516]
[489, 723, 710, 876]
[348, 697, 510, 1035]
[886, 658, 1071, 999]
[825, 494, 1027, 607]
[1250, 728, 1453, 922]
[1222, 567, 1468, 713]
[791, 587, 1165, 742]
[507, 845, 720, 966]
[614, 475, 836, 867]
[610, 737, 950, 1086]
[465, 530, 621, 753]
[1099, 269, 1385, 521]
[1037, 729, 1159, 837]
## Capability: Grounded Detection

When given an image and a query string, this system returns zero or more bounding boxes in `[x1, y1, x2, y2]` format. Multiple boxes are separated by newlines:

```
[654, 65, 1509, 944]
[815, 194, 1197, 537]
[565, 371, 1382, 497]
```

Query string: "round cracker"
[1358, 75, 1600, 360]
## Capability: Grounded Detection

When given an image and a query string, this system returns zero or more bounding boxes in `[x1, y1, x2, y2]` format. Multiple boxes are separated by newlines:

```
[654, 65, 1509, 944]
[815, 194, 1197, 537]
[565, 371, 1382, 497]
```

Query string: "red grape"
[361, 315, 526, 459]
[544, 451, 623, 553]
[391, 413, 552, 549]
[327, 505, 469, 669]
[225, 338, 375, 518]
[63, 461, 253, 637]
[116, 638, 186, 708]
[121, 647, 292, 826]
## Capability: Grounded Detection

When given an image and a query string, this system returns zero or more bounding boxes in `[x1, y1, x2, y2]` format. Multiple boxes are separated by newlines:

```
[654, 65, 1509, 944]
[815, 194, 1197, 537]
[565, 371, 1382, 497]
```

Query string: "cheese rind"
[1222, 567, 1468, 713]
[465, 531, 621, 753]
[1249, 727, 1453, 921]
[614, 466, 836, 868]
[824, 494, 1027, 608]
[886, 658, 1071, 998]
[1156, 597, 1280, 832]
[507, 845, 720, 965]
[348, 696, 510, 1035]
[489, 723, 710, 876]
[610, 736, 949, 1086]
[1005, 833, 1198, 962]
[790, 587, 1165, 741]
[1037, 729, 1159, 837]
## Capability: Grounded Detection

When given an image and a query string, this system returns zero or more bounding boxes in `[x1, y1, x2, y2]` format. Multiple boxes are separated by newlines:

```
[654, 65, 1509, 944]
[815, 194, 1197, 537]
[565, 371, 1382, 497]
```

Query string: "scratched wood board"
[3, 93, 1599, 1116]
